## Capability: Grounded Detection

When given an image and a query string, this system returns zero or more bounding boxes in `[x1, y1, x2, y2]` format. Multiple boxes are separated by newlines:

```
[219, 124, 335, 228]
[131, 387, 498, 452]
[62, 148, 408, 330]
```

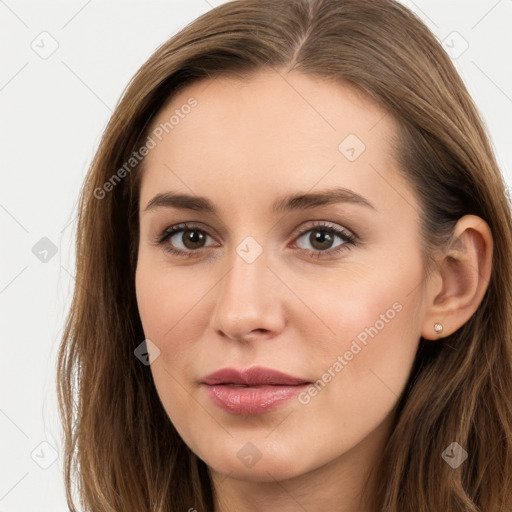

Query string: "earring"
[434, 323, 443, 337]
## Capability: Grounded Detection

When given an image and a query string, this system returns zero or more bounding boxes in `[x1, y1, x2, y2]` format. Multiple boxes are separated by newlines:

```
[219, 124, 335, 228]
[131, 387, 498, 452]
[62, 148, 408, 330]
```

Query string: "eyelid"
[156, 221, 212, 239]
[288, 221, 357, 257]
[290, 220, 356, 244]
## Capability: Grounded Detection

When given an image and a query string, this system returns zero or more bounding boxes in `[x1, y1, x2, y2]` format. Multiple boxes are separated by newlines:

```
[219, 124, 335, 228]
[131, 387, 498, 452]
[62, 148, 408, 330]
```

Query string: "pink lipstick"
[201, 366, 310, 415]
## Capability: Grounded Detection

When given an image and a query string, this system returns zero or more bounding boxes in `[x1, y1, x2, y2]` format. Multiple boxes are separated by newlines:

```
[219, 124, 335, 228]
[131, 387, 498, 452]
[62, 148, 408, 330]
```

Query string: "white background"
[1, 0, 511, 510]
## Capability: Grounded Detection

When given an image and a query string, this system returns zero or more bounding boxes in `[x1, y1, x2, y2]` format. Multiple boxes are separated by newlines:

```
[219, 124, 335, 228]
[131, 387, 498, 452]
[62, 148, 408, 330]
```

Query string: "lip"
[201, 366, 309, 386]
[201, 366, 311, 415]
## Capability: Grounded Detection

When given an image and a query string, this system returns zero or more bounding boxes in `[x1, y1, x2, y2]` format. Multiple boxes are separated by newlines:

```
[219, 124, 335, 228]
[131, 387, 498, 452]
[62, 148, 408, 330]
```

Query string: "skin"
[135, 69, 493, 512]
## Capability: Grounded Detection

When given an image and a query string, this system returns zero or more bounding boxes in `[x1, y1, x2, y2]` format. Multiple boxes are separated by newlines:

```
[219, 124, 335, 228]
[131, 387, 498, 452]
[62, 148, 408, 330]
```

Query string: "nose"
[209, 244, 286, 343]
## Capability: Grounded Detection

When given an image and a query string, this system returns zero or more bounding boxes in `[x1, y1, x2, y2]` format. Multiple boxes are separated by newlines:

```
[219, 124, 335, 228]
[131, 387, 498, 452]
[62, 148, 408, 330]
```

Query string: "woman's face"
[135, 70, 428, 483]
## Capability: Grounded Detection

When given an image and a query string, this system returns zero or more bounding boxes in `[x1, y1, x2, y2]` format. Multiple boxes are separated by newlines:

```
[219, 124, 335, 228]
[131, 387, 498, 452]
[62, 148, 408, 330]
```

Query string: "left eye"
[294, 226, 354, 252]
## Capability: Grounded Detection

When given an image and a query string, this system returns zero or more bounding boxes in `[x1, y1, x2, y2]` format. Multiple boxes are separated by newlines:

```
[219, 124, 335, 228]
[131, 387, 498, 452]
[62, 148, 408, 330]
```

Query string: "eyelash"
[155, 221, 358, 259]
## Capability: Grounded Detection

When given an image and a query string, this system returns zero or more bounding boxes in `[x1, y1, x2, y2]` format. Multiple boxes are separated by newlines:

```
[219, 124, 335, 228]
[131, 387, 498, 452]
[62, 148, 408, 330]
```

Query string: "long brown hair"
[57, 0, 512, 510]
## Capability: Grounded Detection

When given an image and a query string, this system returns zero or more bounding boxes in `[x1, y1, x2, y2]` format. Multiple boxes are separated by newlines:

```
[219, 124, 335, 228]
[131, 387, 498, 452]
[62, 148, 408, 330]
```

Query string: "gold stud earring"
[434, 323, 443, 337]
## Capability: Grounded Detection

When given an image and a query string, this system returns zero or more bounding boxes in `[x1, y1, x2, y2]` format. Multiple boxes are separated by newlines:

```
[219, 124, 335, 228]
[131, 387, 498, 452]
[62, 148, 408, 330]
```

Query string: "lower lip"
[203, 384, 309, 415]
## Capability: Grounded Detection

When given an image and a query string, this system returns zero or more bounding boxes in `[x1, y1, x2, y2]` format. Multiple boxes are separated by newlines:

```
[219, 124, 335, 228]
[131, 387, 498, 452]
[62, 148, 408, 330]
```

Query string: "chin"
[196, 439, 316, 483]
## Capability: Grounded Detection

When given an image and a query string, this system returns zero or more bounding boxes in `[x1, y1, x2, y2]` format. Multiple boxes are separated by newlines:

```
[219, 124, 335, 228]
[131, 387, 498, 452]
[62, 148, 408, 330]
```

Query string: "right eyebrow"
[143, 192, 216, 214]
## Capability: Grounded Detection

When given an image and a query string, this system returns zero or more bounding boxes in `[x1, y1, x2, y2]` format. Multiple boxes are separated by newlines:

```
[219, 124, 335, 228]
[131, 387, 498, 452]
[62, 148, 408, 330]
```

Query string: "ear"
[421, 215, 493, 340]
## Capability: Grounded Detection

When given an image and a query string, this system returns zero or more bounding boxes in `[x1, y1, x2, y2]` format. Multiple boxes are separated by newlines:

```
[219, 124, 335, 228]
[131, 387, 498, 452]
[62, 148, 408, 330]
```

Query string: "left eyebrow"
[272, 186, 376, 213]
[142, 186, 376, 214]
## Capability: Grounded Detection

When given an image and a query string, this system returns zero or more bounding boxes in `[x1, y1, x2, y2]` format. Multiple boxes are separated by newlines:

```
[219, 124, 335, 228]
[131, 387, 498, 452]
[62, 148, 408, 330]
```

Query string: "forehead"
[146, 69, 394, 154]
[139, 70, 415, 218]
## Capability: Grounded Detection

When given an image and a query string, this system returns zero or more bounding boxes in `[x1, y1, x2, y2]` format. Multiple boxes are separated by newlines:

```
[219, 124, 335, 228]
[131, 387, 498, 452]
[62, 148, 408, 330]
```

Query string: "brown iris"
[181, 229, 207, 250]
[309, 230, 334, 251]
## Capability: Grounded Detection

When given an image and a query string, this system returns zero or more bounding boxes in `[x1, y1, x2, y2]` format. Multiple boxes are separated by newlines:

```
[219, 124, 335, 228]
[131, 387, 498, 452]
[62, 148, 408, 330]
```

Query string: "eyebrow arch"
[143, 186, 376, 214]
[272, 187, 376, 213]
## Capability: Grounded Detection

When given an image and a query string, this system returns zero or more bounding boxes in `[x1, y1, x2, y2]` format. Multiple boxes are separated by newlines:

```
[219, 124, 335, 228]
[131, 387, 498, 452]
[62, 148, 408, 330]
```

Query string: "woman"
[57, 0, 512, 510]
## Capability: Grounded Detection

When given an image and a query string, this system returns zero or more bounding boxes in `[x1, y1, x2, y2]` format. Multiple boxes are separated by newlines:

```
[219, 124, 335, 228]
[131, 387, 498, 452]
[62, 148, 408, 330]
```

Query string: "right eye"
[157, 223, 218, 257]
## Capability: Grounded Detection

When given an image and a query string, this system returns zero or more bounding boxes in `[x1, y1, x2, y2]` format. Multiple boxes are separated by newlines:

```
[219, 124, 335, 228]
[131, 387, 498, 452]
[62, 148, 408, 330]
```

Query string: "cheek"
[135, 260, 209, 437]
[293, 260, 423, 433]
[135, 258, 210, 345]
[135, 257, 219, 393]
[286, 254, 423, 355]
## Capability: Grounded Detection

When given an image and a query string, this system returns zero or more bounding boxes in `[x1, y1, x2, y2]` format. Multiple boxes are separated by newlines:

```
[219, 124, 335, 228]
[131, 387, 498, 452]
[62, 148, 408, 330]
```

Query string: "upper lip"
[201, 366, 310, 386]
